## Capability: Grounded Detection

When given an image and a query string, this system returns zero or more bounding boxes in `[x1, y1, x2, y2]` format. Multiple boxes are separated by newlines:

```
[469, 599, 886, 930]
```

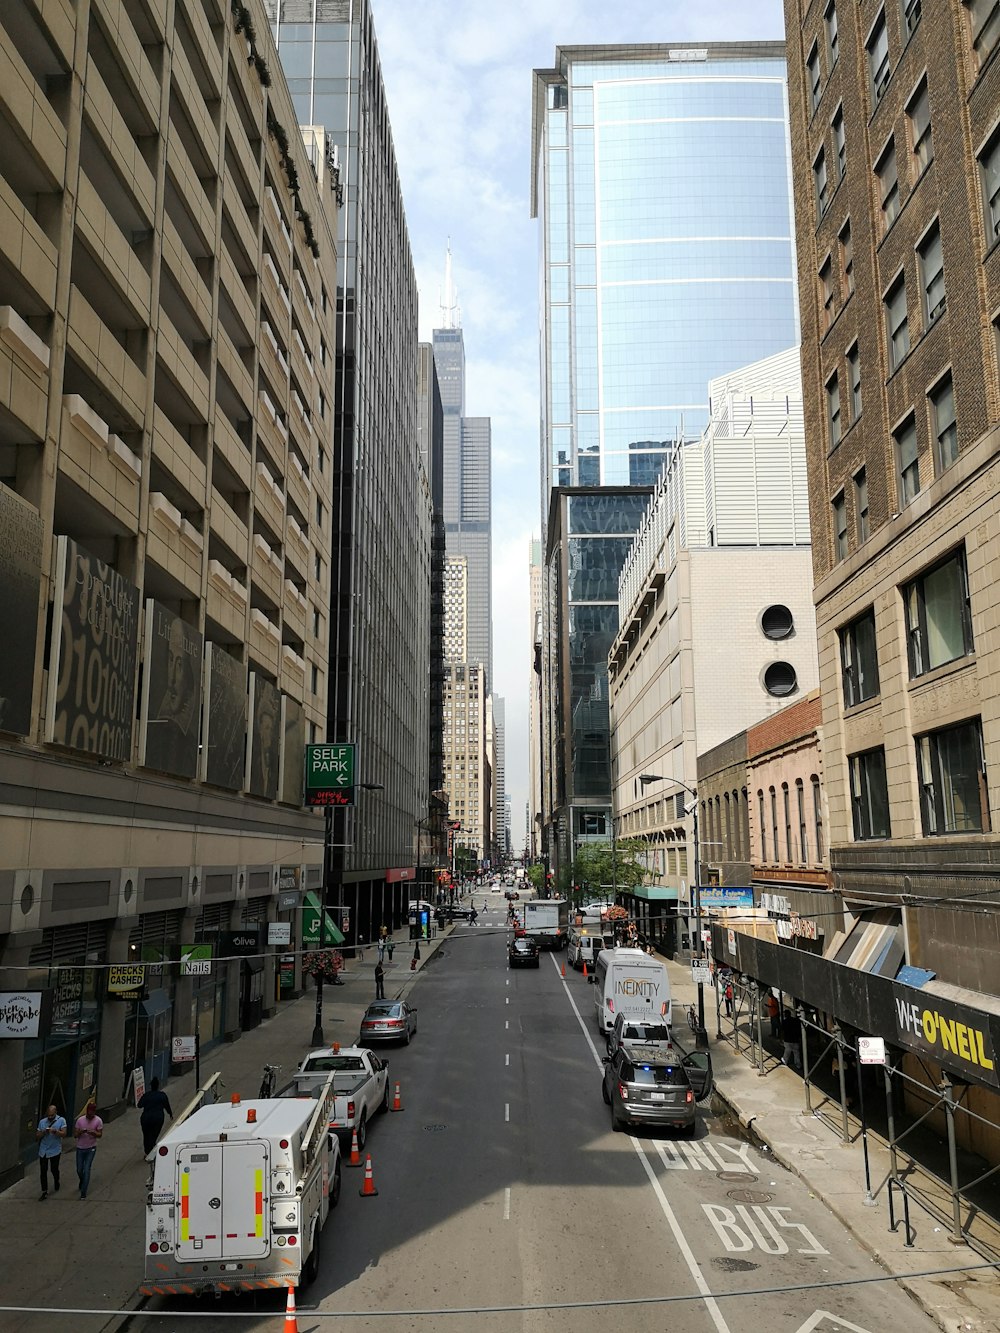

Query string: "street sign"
[267, 922, 291, 946]
[858, 1036, 886, 1065]
[304, 742, 356, 807]
[132, 1066, 145, 1104]
[172, 1035, 196, 1062]
[691, 962, 712, 988]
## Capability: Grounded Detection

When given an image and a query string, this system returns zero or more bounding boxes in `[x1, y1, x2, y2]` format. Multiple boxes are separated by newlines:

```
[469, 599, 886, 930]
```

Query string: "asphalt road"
[136, 901, 942, 1332]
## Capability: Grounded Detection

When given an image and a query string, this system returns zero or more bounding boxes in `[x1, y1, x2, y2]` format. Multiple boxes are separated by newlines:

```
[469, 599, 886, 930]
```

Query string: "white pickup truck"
[286, 1045, 389, 1150]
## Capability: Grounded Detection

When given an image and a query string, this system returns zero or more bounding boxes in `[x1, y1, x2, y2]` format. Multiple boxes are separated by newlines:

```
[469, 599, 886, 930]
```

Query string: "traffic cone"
[582, 962, 588, 981]
[283, 1283, 298, 1333]
[389, 1080, 404, 1112]
[346, 1126, 362, 1167]
[359, 1153, 379, 1197]
[561, 960, 566, 978]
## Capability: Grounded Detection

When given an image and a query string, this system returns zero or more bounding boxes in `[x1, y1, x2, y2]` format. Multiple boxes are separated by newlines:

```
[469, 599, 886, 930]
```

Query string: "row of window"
[756, 777, 824, 867]
[849, 715, 988, 840]
[839, 545, 973, 709]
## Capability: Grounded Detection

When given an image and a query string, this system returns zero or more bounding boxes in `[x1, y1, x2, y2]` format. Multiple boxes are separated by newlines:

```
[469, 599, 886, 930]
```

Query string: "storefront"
[124, 910, 183, 1093]
[231, 910, 267, 1031]
[190, 904, 228, 1054]
[20, 921, 107, 1162]
[615, 885, 679, 952]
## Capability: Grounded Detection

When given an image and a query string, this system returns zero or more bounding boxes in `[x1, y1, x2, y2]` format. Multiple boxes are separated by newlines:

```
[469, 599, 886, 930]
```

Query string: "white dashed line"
[503, 1187, 511, 1220]
[505, 1053, 509, 1066]
[505, 1020, 509, 1030]
[504, 1103, 510, 1123]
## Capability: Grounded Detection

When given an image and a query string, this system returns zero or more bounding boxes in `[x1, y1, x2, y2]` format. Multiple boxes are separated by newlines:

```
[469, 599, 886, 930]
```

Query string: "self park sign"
[304, 743, 356, 807]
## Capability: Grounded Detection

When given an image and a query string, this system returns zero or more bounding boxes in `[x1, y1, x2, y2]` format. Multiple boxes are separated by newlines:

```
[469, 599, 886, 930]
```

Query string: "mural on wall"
[140, 601, 203, 779]
[247, 673, 280, 800]
[202, 643, 246, 790]
[280, 695, 304, 805]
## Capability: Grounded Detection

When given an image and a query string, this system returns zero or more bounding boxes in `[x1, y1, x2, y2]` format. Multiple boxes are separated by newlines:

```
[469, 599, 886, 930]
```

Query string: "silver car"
[601, 1044, 710, 1135]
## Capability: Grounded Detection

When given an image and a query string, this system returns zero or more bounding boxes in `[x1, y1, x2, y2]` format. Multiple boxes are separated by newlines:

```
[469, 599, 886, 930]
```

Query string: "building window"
[847, 341, 861, 420]
[901, 0, 922, 38]
[758, 790, 767, 861]
[832, 490, 848, 559]
[826, 372, 841, 447]
[930, 374, 958, 473]
[826, 2, 840, 67]
[839, 221, 854, 298]
[814, 147, 829, 218]
[967, 0, 1000, 68]
[918, 223, 946, 324]
[832, 106, 846, 180]
[868, 13, 891, 104]
[820, 258, 835, 331]
[840, 607, 880, 706]
[781, 784, 792, 863]
[797, 779, 808, 864]
[885, 276, 910, 371]
[812, 775, 824, 860]
[907, 79, 932, 172]
[849, 748, 891, 839]
[770, 787, 779, 861]
[855, 467, 869, 541]
[980, 128, 1000, 241]
[894, 415, 920, 506]
[876, 139, 900, 231]
[807, 43, 823, 113]
[904, 547, 974, 676]
[917, 719, 988, 834]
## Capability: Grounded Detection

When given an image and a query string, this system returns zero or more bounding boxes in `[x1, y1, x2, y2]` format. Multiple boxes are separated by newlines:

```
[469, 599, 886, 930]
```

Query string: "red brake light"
[279, 1138, 289, 1149]
[618, 1082, 628, 1100]
[347, 1100, 355, 1119]
[149, 1242, 159, 1253]
[686, 1089, 694, 1104]
[158, 1146, 168, 1156]
[287, 1235, 297, 1246]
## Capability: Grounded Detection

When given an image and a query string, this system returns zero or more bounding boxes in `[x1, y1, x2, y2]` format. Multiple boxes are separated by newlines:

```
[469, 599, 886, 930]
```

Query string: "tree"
[526, 864, 545, 892]
[572, 840, 649, 900]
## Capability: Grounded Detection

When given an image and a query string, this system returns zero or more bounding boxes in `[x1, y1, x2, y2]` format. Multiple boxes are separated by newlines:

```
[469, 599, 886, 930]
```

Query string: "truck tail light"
[686, 1089, 694, 1104]
[347, 1100, 355, 1120]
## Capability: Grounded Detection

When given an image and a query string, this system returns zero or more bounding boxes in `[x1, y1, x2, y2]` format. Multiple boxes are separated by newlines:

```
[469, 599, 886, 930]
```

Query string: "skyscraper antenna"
[439, 238, 461, 328]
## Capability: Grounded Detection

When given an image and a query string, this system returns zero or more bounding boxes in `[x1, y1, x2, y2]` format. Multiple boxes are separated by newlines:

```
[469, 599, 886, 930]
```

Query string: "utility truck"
[141, 1074, 341, 1298]
[287, 1044, 389, 1150]
[523, 897, 569, 949]
[593, 946, 671, 1036]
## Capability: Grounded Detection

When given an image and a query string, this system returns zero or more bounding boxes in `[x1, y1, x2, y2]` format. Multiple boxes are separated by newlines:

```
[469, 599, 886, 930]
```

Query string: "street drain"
[716, 1170, 759, 1184]
[712, 1257, 759, 1272]
[423, 1123, 447, 1132]
[726, 1188, 774, 1204]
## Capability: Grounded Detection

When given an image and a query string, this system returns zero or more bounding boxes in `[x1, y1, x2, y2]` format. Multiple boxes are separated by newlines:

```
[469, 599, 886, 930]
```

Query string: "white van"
[593, 947, 671, 1035]
[567, 926, 605, 972]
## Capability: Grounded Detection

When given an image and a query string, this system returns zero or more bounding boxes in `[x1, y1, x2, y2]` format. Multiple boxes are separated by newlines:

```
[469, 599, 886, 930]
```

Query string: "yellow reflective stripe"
[180, 1171, 189, 1242]
[254, 1168, 263, 1238]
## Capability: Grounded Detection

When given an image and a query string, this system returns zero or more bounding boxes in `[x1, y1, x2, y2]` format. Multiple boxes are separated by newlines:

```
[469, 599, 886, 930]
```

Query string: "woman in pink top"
[73, 1101, 103, 1199]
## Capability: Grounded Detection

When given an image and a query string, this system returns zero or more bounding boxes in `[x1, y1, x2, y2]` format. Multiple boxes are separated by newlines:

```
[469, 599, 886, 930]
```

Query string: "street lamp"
[311, 781, 384, 1046]
[638, 773, 707, 1047]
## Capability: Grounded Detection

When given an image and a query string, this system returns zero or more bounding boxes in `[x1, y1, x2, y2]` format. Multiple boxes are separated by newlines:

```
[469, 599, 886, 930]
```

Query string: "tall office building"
[269, 0, 430, 939]
[778, 0, 1000, 1150]
[433, 250, 493, 689]
[531, 43, 800, 876]
[491, 694, 507, 861]
[528, 538, 545, 860]
[0, 0, 337, 1184]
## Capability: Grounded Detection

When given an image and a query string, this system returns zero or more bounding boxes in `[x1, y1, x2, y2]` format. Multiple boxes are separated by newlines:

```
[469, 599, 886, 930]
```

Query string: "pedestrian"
[377, 939, 385, 964]
[137, 1077, 173, 1156]
[781, 1009, 802, 1070]
[724, 980, 734, 1017]
[386, 937, 395, 961]
[766, 991, 781, 1038]
[36, 1103, 66, 1200]
[375, 958, 385, 999]
[73, 1100, 103, 1199]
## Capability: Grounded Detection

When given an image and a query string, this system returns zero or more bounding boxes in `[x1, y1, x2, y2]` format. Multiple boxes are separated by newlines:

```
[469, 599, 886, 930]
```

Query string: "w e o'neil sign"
[893, 985, 997, 1088]
[304, 743, 356, 807]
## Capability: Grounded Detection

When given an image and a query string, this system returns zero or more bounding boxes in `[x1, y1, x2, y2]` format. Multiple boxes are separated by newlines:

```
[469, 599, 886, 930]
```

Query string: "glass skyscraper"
[531, 43, 799, 877]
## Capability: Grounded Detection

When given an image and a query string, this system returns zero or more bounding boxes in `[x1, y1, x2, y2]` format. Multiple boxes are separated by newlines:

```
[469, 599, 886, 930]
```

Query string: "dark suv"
[601, 1044, 710, 1135]
[509, 936, 540, 968]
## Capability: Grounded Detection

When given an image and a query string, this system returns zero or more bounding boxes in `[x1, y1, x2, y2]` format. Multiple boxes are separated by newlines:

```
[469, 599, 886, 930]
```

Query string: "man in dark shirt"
[137, 1077, 173, 1155]
[781, 1010, 802, 1071]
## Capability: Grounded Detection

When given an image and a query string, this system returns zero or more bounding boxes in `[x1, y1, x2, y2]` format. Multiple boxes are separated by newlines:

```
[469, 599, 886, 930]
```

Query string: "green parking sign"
[304, 743, 356, 807]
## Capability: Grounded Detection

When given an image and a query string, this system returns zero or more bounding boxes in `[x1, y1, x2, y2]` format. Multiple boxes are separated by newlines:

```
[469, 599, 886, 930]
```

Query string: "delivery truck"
[593, 946, 671, 1036]
[523, 898, 569, 949]
[141, 1074, 341, 1297]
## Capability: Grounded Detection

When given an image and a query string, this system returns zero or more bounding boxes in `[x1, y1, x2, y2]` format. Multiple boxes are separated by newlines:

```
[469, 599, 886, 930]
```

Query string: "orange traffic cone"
[561, 960, 566, 978]
[582, 962, 588, 981]
[389, 1080, 404, 1112]
[346, 1126, 362, 1167]
[283, 1283, 298, 1333]
[359, 1153, 379, 1197]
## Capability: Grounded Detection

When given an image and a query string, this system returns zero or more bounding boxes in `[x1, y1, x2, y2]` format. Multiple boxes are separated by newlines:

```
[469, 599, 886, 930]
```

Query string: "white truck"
[287, 1045, 389, 1150]
[523, 898, 570, 950]
[593, 947, 672, 1036]
[141, 1074, 341, 1297]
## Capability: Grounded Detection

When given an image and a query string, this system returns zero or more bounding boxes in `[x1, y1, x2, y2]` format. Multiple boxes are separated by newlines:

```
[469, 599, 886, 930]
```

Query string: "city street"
[134, 904, 941, 1332]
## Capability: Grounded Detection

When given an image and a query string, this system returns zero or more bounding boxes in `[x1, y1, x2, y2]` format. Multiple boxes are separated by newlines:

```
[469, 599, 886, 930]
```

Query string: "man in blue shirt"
[36, 1103, 67, 1200]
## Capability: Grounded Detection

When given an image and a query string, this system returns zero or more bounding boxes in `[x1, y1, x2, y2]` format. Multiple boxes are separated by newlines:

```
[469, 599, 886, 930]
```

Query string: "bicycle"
[259, 1063, 281, 1098]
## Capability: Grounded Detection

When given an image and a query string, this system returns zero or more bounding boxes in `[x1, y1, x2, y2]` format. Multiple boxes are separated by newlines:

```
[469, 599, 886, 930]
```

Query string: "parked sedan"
[601, 1044, 710, 1135]
[358, 999, 417, 1045]
[508, 936, 540, 968]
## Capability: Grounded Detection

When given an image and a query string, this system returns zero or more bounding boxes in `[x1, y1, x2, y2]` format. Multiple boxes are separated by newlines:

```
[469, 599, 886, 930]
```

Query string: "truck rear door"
[175, 1142, 270, 1263]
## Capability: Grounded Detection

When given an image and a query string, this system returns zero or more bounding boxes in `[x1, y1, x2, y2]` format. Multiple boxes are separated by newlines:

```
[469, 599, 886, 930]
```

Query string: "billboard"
[46, 536, 139, 760]
[247, 672, 280, 799]
[279, 695, 304, 805]
[140, 601, 203, 778]
[0, 484, 42, 737]
[202, 643, 246, 789]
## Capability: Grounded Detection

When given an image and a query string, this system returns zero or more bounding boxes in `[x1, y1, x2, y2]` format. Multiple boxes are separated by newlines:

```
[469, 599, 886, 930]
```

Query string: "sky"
[371, 0, 787, 852]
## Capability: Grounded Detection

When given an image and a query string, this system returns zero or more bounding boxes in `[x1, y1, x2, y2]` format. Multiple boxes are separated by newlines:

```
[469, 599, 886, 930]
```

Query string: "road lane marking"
[503, 1187, 511, 1220]
[505, 1020, 509, 1030]
[549, 952, 733, 1333]
[505, 1104, 510, 1123]
[657, 1140, 757, 1172]
[505, 1053, 510, 1066]
[702, 1204, 828, 1257]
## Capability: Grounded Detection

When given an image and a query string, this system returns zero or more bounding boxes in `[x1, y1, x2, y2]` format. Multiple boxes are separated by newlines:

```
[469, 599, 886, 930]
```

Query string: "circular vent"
[763, 661, 798, 697]
[760, 604, 794, 639]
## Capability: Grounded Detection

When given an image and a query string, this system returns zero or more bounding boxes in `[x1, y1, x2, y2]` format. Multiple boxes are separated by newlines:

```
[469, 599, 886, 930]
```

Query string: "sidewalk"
[0, 922, 455, 1333]
[662, 955, 1000, 1333]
